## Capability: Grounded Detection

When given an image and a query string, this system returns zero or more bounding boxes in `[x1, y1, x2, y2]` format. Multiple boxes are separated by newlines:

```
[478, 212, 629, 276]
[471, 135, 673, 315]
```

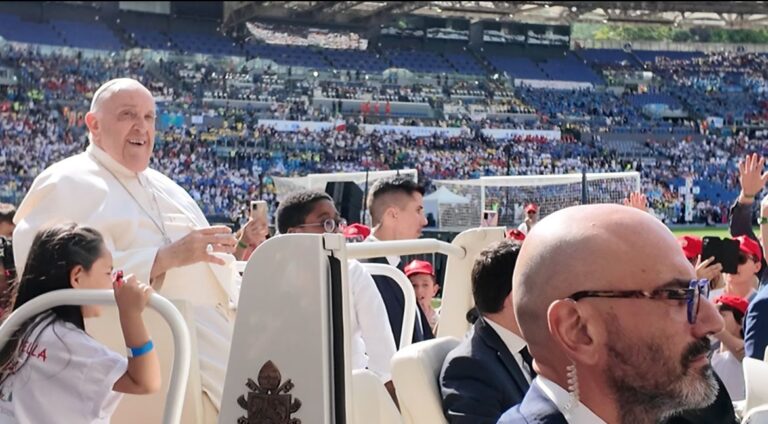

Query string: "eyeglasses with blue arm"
[567, 279, 710, 325]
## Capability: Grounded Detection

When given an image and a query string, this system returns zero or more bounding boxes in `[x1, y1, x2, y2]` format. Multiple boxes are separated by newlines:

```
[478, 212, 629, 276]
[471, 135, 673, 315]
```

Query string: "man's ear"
[85, 111, 99, 136]
[69, 265, 85, 288]
[547, 299, 602, 366]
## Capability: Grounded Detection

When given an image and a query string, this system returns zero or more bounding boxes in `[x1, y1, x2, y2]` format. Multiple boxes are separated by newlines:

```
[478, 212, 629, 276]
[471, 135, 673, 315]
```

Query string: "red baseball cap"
[404, 260, 435, 278]
[525, 204, 539, 213]
[734, 235, 763, 263]
[506, 229, 526, 242]
[343, 223, 371, 240]
[678, 235, 703, 260]
[715, 294, 749, 316]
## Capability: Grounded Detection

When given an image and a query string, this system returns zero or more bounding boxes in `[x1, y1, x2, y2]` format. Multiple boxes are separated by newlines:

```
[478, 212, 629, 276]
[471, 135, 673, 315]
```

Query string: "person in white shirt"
[274, 190, 397, 391]
[12, 78, 241, 420]
[0, 223, 160, 423]
[440, 239, 531, 424]
[711, 294, 748, 401]
[516, 203, 538, 235]
[499, 204, 725, 424]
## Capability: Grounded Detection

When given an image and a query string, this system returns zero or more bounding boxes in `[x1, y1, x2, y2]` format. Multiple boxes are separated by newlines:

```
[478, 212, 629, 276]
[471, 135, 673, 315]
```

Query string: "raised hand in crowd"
[695, 256, 724, 283]
[738, 153, 768, 204]
[622, 191, 649, 213]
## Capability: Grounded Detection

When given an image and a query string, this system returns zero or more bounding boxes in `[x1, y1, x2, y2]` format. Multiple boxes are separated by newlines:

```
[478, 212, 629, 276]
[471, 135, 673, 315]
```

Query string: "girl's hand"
[113, 273, 153, 316]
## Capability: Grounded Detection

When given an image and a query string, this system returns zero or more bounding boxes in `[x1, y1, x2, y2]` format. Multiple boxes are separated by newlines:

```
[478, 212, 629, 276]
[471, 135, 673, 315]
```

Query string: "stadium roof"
[223, 1, 768, 31]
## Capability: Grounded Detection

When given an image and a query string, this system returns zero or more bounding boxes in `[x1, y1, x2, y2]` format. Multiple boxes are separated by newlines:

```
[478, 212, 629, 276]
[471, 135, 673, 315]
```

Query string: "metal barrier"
[346, 239, 466, 261]
[0, 290, 191, 424]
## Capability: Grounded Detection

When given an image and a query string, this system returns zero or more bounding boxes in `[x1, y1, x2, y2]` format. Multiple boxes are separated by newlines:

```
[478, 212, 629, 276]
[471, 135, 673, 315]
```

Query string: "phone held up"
[701, 236, 740, 275]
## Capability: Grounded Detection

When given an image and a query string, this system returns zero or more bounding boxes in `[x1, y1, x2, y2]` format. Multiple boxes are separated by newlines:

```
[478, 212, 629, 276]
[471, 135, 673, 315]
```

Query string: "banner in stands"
[258, 119, 336, 132]
[361, 124, 468, 137]
[481, 129, 561, 140]
[513, 79, 594, 90]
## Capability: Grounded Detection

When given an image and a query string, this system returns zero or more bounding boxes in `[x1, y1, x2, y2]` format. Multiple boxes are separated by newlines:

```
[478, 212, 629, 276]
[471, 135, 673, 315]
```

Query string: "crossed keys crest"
[237, 360, 302, 424]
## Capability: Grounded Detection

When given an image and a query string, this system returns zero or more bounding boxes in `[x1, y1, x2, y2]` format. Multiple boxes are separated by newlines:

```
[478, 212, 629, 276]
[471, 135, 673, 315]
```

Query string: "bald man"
[497, 204, 726, 424]
[13, 78, 237, 420]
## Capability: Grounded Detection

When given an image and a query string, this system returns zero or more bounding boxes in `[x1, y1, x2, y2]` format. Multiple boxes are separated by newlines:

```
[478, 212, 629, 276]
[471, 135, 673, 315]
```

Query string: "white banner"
[481, 128, 561, 140]
[257, 119, 335, 132]
[361, 124, 468, 137]
[513, 79, 594, 90]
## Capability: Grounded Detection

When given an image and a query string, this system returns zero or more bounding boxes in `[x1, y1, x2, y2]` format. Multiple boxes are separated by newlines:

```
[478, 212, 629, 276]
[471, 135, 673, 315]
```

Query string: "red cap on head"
[525, 204, 539, 214]
[734, 235, 763, 263]
[506, 229, 526, 242]
[715, 294, 750, 316]
[678, 235, 703, 260]
[404, 260, 435, 278]
[343, 223, 371, 240]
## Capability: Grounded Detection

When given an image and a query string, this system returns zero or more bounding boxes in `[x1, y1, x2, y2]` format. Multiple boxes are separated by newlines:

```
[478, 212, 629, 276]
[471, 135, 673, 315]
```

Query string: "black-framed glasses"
[568, 279, 710, 325]
[294, 218, 347, 233]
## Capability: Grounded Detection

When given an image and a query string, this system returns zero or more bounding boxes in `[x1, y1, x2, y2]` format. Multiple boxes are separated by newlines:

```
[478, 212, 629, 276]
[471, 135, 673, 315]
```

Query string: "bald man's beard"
[603, 325, 718, 424]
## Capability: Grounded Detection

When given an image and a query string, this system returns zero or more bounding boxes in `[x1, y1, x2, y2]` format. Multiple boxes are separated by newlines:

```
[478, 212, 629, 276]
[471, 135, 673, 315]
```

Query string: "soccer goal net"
[432, 171, 641, 230]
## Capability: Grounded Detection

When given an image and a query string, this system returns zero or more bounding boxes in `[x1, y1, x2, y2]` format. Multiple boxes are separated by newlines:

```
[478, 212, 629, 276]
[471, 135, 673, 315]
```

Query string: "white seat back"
[87, 298, 202, 424]
[744, 357, 768, 419]
[361, 263, 416, 349]
[351, 370, 403, 424]
[744, 405, 768, 424]
[391, 336, 461, 424]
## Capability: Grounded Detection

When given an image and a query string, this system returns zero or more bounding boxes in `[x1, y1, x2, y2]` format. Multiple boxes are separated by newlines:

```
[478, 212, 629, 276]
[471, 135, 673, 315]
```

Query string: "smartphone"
[701, 236, 740, 274]
[480, 210, 498, 227]
[250, 200, 268, 224]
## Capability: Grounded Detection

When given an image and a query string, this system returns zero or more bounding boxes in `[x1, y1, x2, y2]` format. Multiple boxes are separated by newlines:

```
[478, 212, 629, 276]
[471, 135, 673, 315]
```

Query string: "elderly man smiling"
[13, 78, 249, 421]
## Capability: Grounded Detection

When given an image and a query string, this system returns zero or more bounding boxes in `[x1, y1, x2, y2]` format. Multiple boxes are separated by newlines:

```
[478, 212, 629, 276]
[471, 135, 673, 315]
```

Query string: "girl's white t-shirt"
[0, 317, 127, 423]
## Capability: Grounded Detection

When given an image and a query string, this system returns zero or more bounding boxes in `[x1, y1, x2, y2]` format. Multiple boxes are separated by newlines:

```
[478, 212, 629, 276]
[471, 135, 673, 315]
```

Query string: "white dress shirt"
[536, 376, 607, 424]
[485, 318, 532, 383]
[347, 259, 397, 382]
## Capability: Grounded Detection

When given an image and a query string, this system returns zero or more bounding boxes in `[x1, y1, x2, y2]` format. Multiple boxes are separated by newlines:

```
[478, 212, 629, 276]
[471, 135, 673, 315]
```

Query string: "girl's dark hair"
[0, 223, 105, 385]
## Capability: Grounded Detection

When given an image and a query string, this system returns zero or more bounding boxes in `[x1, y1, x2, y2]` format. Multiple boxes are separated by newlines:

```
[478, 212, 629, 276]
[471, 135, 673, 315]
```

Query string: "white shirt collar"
[365, 234, 400, 267]
[535, 376, 607, 424]
[87, 143, 141, 179]
[484, 318, 526, 354]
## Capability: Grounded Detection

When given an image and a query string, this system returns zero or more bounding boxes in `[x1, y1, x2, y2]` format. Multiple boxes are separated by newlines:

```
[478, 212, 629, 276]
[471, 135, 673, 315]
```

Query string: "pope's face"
[86, 83, 156, 172]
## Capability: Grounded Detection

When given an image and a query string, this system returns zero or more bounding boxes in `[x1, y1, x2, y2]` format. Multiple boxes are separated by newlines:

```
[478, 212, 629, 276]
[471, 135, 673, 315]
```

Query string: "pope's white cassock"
[13, 144, 237, 411]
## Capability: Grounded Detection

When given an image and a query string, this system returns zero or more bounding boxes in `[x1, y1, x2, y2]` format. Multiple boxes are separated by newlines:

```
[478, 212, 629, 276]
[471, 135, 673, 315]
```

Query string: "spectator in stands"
[233, 213, 269, 262]
[498, 204, 726, 424]
[711, 294, 748, 401]
[404, 259, 440, 334]
[0, 237, 15, 319]
[275, 190, 397, 395]
[0, 204, 15, 239]
[0, 223, 160, 422]
[364, 176, 432, 347]
[731, 153, 768, 360]
[441, 240, 530, 424]
[12, 78, 237, 421]
[517, 203, 538, 235]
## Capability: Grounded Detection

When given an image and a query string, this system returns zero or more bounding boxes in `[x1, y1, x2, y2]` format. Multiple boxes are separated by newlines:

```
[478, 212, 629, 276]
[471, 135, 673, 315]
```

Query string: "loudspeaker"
[325, 182, 364, 224]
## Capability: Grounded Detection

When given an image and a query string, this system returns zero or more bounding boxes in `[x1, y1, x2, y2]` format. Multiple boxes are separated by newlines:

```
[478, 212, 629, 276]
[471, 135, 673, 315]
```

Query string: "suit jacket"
[745, 283, 768, 360]
[496, 380, 567, 424]
[440, 318, 530, 423]
[728, 200, 768, 288]
[366, 256, 433, 347]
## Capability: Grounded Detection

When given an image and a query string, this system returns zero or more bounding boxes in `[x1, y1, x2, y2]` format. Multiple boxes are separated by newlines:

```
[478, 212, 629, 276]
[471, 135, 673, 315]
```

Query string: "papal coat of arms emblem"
[237, 360, 302, 424]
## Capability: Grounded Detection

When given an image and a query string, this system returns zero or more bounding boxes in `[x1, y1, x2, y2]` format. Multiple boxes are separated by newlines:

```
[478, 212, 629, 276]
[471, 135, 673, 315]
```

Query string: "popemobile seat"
[351, 369, 403, 424]
[743, 357, 768, 423]
[391, 336, 461, 424]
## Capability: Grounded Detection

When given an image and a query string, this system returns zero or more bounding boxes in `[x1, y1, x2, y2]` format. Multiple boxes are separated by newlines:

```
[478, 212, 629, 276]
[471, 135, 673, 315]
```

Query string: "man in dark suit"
[364, 176, 432, 347]
[440, 240, 531, 424]
[498, 204, 726, 424]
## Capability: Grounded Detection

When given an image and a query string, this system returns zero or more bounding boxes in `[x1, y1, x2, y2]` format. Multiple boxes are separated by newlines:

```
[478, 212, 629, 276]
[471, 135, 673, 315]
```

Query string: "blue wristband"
[126, 340, 154, 358]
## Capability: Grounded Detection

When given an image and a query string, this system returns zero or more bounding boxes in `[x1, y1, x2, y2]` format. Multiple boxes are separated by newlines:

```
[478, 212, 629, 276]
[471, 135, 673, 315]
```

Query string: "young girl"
[0, 223, 161, 423]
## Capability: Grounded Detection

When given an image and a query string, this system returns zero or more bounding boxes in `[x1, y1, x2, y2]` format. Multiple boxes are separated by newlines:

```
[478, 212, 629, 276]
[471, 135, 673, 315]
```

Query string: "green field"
[669, 226, 759, 239]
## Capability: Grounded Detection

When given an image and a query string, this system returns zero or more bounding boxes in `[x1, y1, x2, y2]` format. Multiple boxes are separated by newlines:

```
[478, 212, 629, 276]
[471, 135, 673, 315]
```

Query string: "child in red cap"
[404, 259, 440, 334]
[711, 294, 749, 401]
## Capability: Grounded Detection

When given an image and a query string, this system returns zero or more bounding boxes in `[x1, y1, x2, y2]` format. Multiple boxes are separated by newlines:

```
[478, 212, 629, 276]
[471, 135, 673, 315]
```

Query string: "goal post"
[433, 171, 641, 230]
